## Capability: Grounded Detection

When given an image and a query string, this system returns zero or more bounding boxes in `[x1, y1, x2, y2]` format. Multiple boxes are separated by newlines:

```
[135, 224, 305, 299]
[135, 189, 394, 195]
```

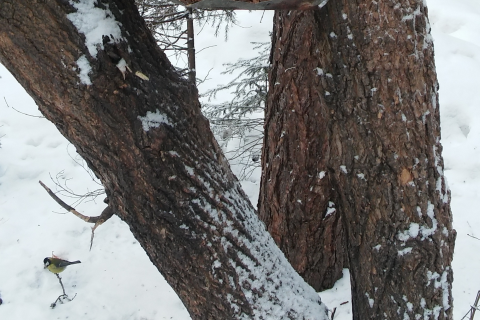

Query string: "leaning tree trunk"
[259, 1, 455, 319]
[0, 1, 329, 319]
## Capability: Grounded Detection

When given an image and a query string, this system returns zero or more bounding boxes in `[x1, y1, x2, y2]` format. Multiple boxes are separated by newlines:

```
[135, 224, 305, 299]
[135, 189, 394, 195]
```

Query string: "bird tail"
[69, 260, 81, 265]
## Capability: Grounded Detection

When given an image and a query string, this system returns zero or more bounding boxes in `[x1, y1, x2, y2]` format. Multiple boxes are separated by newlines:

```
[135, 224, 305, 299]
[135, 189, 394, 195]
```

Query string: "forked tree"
[0, 0, 454, 319]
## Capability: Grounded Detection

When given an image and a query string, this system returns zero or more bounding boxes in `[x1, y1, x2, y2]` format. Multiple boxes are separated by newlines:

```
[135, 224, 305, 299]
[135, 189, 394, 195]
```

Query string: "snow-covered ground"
[0, 1, 479, 318]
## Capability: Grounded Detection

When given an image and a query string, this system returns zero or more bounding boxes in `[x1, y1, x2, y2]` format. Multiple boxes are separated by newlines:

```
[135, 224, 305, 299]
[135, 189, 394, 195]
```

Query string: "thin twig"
[467, 234, 480, 241]
[331, 307, 337, 320]
[471, 291, 480, 320]
[196, 44, 217, 55]
[50, 274, 77, 308]
[196, 67, 213, 86]
[4, 97, 45, 118]
[460, 290, 480, 320]
[57, 273, 66, 295]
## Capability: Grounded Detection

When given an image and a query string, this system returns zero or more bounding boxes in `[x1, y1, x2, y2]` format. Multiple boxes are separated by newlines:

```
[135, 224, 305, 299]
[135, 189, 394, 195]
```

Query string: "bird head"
[43, 257, 51, 268]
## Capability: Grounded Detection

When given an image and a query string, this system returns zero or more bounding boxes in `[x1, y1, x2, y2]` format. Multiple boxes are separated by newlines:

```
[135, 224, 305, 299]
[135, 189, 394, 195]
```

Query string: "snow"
[398, 247, 413, 256]
[138, 110, 172, 131]
[397, 212, 439, 243]
[0, 66, 189, 319]
[67, 0, 126, 84]
[325, 201, 336, 218]
[1, 1, 480, 319]
[398, 226, 412, 242]
[67, 0, 124, 58]
[75, 55, 92, 85]
[318, 0, 329, 9]
[318, 269, 351, 319]
[365, 292, 374, 308]
[116, 58, 128, 73]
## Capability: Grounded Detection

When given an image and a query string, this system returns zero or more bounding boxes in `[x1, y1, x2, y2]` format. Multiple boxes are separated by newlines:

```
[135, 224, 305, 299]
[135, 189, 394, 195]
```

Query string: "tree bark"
[259, 10, 346, 292]
[0, 1, 328, 319]
[176, 0, 328, 10]
[186, 7, 196, 83]
[260, 1, 455, 319]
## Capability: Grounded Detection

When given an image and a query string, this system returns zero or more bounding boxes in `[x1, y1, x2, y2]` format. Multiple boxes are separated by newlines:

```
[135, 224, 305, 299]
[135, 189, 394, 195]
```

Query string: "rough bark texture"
[259, 2, 455, 319]
[177, 0, 327, 10]
[0, 1, 328, 319]
[259, 10, 346, 292]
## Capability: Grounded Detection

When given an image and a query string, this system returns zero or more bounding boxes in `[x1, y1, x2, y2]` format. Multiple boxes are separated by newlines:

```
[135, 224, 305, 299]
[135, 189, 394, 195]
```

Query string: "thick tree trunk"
[259, 10, 346, 292]
[260, 1, 455, 319]
[0, 1, 328, 319]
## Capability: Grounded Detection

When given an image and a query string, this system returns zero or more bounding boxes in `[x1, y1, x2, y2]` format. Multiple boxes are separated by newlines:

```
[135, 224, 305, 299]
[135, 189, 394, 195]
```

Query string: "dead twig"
[330, 307, 336, 319]
[4, 97, 45, 118]
[467, 234, 480, 241]
[460, 290, 480, 320]
[39, 180, 114, 250]
[50, 273, 77, 308]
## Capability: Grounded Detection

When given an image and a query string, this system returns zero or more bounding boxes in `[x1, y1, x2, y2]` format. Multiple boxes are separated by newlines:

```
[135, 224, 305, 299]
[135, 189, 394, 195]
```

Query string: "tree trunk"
[0, 1, 328, 319]
[259, 1, 456, 319]
[259, 9, 346, 292]
[186, 7, 196, 83]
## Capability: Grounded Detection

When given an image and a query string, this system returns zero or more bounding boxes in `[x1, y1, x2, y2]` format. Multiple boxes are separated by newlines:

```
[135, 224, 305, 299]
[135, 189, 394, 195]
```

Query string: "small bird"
[44, 257, 81, 274]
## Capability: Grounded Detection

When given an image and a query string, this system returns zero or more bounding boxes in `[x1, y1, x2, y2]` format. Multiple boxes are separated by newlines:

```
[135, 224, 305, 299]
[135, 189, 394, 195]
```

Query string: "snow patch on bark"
[138, 110, 172, 131]
[75, 55, 92, 85]
[318, 171, 326, 179]
[398, 202, 438, 242]
[433, 145, 450, 203]
[398, 223, 420, 241]
[365, 292, 374, 308]
[324, 201, 336, 219]
[426, 268, 451, 315]
[189, 178, 328, 318]
[67, 0, 124, 58]
[398, 247, 413, 256]
[317, 0, 329, 9]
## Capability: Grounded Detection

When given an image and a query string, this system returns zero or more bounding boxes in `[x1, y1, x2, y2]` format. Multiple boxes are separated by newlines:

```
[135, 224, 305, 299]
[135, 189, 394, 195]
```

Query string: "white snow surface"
[1, 1, 480, 319]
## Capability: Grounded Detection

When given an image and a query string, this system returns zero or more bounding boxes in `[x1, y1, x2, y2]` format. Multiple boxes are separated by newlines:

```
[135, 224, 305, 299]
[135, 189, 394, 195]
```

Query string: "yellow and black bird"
[44, 257, 81, 274]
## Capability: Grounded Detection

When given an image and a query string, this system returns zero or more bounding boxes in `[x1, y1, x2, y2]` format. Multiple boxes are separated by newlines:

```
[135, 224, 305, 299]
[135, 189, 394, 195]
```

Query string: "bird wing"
[57, 259, 80, 267]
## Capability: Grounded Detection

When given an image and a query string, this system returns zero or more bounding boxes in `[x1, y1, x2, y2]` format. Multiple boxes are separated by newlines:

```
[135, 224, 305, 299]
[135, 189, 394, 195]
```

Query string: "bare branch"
[39, 180, 113, 225]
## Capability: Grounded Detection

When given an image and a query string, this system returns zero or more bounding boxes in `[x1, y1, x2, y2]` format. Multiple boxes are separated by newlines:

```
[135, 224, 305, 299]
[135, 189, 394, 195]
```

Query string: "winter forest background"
[1, 0, 480, 319]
